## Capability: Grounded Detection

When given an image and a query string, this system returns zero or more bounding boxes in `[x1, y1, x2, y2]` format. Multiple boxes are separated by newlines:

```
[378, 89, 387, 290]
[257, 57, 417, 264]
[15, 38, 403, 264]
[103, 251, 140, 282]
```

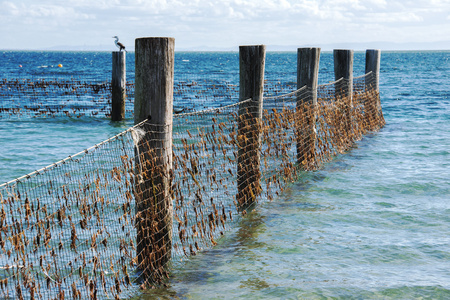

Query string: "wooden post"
[334, 49, 354, 137]
[134, 37, 174, 283]
[237, 45, 265, 209]
[296, 47, 320, 167]
[365, 49, 382, 113]
[111, 51, 126, 121]
[365, 49, 380, 92]
[334, 49, 354, 100]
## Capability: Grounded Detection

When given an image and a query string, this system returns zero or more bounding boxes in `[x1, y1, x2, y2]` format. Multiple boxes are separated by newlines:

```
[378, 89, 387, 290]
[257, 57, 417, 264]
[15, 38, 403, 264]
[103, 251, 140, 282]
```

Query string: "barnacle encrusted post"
[237, 45, 265, 209]
[134, 37, 174, 285]
[296, 47, 321, 168]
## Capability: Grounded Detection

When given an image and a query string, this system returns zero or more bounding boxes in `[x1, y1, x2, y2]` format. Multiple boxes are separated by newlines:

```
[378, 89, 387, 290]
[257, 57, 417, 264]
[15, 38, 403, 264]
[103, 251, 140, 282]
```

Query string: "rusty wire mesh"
[0, 71, 385, 299]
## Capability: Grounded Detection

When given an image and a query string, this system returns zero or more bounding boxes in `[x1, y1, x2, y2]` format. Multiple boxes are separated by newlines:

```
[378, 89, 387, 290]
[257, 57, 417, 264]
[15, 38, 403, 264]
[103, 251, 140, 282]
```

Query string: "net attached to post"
[0, 71, 385, 299]
[0, 73, 240, 120]
[172, 103, 243, 260]
[0, 123, 142, 299]
[0, 77, 126, 119]
[261, 86, 313, 195]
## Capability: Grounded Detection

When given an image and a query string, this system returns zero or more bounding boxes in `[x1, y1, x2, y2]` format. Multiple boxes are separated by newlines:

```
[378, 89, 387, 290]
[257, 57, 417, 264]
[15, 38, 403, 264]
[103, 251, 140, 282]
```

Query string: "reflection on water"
[138, 208, 267, 299]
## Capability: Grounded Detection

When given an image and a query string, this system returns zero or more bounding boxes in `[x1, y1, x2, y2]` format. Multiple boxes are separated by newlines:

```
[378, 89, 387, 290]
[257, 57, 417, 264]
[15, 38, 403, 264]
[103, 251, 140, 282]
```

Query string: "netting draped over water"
[0, 73, 298, 119]
[0, 71, 384, 299]
[0, 74, 242, 119]
[0, 78, 124, 118]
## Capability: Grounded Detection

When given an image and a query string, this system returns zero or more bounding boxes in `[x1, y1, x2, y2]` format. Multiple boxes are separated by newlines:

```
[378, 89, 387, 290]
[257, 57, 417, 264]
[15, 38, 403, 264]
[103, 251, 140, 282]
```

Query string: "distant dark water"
[1, 50, 449, 299]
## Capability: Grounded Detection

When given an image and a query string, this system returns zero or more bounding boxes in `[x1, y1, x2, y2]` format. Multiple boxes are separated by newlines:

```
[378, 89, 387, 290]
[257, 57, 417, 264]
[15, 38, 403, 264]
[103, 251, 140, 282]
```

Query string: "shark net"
[0, 71, 384, 299]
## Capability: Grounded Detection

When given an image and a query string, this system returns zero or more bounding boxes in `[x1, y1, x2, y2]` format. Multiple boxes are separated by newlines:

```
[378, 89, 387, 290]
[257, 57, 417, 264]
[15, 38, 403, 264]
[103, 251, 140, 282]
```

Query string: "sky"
[1, 0, 450, 51]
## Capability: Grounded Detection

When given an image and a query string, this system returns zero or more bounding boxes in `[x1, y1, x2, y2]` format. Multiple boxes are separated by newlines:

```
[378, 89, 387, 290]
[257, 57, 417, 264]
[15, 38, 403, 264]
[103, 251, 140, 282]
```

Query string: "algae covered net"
[0, 77, 127, 119]
[0, 73, 299, 119]
[0, 72, 384, 299]
[0, 74, 241, 119]
[0, 123, 141, 299]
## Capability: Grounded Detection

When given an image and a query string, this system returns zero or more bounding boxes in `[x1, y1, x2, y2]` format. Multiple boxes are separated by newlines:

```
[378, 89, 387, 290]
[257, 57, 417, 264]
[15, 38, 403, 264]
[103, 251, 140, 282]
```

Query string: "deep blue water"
[1, 51, 449, 299]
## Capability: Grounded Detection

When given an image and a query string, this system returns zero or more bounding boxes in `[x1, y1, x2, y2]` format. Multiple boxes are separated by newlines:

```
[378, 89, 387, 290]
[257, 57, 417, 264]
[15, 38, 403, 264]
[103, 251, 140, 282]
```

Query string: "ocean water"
[1, 51, 449, 299]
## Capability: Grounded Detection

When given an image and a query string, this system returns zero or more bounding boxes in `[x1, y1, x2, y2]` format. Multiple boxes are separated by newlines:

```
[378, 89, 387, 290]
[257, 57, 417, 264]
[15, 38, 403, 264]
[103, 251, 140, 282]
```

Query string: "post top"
[297, 47, 321, 50]
[239, 45, 266, 48]
[136, 37, 175, 40]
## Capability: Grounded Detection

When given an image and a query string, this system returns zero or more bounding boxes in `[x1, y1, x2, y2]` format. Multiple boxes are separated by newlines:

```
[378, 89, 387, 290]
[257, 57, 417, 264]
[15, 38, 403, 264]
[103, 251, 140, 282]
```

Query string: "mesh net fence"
[0, 77, 128, 119]
[1, 72, 300, 119]
[0, 71, 385, 299]
[0, 73, 242, 119]
[0, 124, 140, 299]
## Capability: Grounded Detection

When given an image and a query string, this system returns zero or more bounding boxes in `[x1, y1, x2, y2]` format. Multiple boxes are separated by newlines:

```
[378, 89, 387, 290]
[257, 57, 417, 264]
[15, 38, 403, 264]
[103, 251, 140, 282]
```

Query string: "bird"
[112, 36, 126, 52]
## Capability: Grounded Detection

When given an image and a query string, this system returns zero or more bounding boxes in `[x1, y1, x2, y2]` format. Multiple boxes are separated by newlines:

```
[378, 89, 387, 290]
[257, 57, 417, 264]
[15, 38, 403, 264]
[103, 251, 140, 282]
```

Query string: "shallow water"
[142, 51, 450, 299]
[142, 129, 449, 299]
[1, 51, 449, 299]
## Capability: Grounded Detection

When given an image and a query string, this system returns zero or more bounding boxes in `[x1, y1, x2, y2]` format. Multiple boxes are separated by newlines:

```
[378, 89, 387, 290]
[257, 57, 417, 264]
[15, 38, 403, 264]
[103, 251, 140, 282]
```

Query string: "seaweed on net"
[0, 71, 384, 299]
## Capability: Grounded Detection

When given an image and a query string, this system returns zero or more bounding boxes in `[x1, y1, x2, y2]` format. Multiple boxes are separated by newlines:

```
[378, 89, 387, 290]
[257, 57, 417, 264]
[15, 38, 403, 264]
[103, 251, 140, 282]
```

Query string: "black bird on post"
[112, 36, 127, 52]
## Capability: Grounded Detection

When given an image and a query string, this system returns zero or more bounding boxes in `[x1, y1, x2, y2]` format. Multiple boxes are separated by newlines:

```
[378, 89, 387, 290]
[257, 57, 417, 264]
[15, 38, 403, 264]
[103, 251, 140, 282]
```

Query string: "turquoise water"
[1, 51, 449, 299]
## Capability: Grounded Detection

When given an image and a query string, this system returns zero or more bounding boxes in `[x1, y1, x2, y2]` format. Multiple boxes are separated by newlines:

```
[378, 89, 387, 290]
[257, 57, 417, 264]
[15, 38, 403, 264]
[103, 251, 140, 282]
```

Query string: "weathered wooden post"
[365, 49, 382, 117]
[134, 37, 174, 283]
[237, 45, 265, 209]
[365, 49, 380, 92]
[334, 49, 354, 138]
[334, 49, 354, 100]
[111, 51, 126, 121]
[297, 47, 320, 167]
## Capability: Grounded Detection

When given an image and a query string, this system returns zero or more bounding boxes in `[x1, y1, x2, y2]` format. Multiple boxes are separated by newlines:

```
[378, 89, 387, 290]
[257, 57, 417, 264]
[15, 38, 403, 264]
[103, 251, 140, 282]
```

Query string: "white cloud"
[366, 11, 423, 23]
[1, 1, 20, 16]
[1, 0, 449, 49]
[1, 1, 93, 22]
[365, 0, 388, 8]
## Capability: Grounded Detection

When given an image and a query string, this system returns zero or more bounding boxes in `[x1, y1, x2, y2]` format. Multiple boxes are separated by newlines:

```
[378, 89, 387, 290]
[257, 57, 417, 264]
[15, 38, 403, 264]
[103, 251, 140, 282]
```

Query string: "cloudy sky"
[1, 0, 450, 50]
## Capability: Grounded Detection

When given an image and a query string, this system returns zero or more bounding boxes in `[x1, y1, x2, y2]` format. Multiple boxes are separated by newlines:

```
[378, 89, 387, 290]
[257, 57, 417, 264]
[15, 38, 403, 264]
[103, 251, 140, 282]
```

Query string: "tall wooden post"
[334, 49, 354, 100]
[297, 47, 320, 167]
[365, 49, 380, 92]
[334, 49, 354, 136]
[365, 49, 382, 113]
[237, 45, 265, 209]
[111, 51, 126, 121]
[134, 37, 174, 283]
